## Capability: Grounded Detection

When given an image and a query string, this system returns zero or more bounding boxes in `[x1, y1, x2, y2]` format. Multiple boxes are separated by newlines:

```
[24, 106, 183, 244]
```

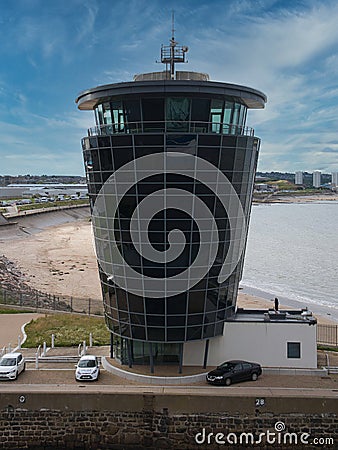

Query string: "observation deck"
[86, 121, 254, 137]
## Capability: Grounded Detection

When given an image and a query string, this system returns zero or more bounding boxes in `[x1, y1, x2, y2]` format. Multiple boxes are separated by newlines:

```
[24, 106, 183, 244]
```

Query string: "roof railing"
[87, 121, 254, 137]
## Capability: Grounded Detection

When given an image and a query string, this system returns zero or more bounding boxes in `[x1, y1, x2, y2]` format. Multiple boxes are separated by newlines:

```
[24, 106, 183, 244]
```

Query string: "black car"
[206, 360, 262, 386]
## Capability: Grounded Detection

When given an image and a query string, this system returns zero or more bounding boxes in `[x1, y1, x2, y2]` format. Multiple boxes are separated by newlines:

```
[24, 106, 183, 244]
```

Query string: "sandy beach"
[0, 217, 336, 325]
[0, 221, 101, 299]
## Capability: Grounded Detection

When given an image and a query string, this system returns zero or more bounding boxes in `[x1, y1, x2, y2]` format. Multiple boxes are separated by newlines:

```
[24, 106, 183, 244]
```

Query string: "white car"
[0, 352, 26, 380]
[75, 355, 100, 381]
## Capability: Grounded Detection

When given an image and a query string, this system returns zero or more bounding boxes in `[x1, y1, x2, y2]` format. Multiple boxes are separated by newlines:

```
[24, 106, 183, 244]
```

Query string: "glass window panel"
[118, 310, 129, 322]
[98, 136, 111, 148]
[124, 99, 141, 127]
[187, 314, 204, 326]
[83, 150, 93, 170]
[191, 98, 210, 132]
[188, 292, 205, 314]
[147, 315, 165, 326]
[197, 147, 220, 166]
[167, 296, 187, 315]
[223, 100, 233, 134]
[116, 290, 128, 311]
[167, 328, 185, 341]
[110, 100, 124, 132]
[130, 313, 145, 325]
[142, 98, 164, 131]
[90, 149, 99, 170]
[112, 147, 134, 170]
[214, 322, 224, 335]
[166, 97, 191, 131]
[99, 148, 113, 172]
[210, 99, 223, 133]
[238, 104, 247, 130]
[134, 134, 164, 146]
[202, 324, 215, 338]
[166, 133, 197, 147]
[96, 104, 104, 125]
[167, 315, 186, 326]
[102, 102, 112, 124]
[147, 327, 165, 341]
[205, 295, 218, 312]
[120, 322, 131, 337]
[220, 147, 236, 171]
[145, 298, 165, 315]
[204, 311, 216, 323]
[287, 342, 301, 358]
[131, 326, 146, 340]
[111, 135, 132, 146]
[187, 326, 202, 340]
[231, 103, 241, 134]
[127, 294, 144, 314]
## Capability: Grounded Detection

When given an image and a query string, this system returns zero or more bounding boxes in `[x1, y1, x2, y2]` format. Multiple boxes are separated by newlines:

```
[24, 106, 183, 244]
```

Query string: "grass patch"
[23, 314, 110, 348]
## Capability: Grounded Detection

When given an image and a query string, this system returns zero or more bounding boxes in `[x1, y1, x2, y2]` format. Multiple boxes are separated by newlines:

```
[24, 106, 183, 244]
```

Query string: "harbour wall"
[0, 389, 336, 449]
[0, 205, 90, 239]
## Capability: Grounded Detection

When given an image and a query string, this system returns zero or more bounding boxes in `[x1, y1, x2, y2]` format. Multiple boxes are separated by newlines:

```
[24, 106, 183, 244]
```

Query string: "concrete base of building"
[102, 357, 327, 384]
[102, 357, 208, 385]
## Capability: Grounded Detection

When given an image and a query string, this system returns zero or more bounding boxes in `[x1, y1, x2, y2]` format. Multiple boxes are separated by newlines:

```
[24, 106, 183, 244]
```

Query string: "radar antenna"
[160, 11, 188, 80]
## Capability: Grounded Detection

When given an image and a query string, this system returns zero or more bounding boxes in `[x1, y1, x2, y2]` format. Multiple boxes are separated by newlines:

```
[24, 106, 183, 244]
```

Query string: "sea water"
[241, 201, 338, 322]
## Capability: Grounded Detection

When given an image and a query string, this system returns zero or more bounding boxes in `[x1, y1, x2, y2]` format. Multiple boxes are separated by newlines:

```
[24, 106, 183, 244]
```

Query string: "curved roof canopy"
[76, 79, 267, 110]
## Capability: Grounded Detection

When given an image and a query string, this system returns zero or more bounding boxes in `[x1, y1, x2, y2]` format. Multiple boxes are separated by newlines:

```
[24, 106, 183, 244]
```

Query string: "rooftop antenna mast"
[161, 11, 188, 80]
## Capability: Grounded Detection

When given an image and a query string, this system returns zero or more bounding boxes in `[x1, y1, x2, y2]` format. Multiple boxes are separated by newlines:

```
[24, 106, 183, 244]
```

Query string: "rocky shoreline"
[0, 255, 35, 295]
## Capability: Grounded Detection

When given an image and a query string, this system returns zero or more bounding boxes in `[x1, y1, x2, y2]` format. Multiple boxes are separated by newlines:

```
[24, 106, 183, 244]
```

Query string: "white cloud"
[1, 0, 338, 174]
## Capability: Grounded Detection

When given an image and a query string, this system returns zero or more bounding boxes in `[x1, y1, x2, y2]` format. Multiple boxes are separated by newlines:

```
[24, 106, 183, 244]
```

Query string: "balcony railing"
[87, 121, 254, 137]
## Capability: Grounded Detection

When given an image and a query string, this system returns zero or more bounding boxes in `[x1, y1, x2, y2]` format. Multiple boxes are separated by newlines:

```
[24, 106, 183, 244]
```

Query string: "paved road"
[0, 313, 43, 350]
[0, 371, 337, 399]
[0, 366, 336, 398]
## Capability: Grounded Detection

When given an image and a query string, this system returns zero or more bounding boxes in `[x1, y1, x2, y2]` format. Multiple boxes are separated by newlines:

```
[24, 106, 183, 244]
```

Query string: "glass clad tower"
[76, 39, 266, 368]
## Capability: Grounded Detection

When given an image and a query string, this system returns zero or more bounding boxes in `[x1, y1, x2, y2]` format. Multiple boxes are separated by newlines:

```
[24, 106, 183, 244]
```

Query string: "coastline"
[0, 209, 337, 326]
[253, 192, 338, 204]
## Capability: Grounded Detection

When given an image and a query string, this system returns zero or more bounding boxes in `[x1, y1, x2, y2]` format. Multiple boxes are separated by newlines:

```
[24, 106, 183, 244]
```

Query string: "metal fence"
[317, 324, 338, 347]
[87, 121, 255, 137]
[1, 283, 337, 347]
[0, 285, 104, 317]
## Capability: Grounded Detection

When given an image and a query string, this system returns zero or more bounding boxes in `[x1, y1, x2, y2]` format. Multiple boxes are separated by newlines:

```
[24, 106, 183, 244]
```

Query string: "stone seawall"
[0, 389, 336, 449]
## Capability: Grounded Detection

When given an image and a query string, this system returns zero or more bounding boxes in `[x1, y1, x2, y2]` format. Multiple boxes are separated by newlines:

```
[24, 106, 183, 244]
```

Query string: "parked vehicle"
[0, 352, 26, 380]
[75, 355, 100, 381]
[206, 360, 262, 386]
[16, 199, 32, 205]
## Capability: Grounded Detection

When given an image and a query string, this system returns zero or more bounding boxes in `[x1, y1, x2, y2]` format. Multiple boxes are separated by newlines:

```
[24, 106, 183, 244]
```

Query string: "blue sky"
[1, 0, 338, 175]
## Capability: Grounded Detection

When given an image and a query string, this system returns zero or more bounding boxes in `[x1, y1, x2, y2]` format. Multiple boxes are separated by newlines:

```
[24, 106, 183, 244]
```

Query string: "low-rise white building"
[183, 308, 317, 369]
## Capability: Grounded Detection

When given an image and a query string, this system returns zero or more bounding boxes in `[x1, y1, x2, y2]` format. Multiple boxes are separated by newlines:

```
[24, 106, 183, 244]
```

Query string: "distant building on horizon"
[313, 171, 321, 188]
[295, 171, 303, 185]
[332, 172, 338, 188]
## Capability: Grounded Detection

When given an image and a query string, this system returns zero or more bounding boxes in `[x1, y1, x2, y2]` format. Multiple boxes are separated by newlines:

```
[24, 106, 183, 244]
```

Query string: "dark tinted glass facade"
[78, 80, 265, 345]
